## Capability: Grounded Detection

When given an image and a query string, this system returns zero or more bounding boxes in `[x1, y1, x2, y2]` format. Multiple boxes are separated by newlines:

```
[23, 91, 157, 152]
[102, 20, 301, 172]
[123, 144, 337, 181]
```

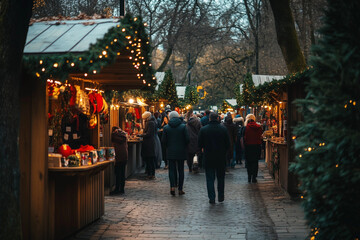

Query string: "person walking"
[160, 109, 171, 169]
[243, 114, 263, 183]
[162, 111, 189, 196]
[200, 109, 211, 126]
[233, 116, 244, 165]
[186, 110, 202, 173]
[222, 115, 237, 169]
[111, 126, 128, 195]
[140, 111, 157, 179]
[198, 113, 230, 204]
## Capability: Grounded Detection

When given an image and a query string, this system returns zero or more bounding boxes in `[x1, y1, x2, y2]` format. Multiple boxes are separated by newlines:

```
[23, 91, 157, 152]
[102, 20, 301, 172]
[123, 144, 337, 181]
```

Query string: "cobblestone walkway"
[71, 162, 308, 240]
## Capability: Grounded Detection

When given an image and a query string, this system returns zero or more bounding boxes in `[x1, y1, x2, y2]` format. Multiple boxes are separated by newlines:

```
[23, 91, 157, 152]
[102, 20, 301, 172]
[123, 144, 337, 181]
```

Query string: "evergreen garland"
[23, 13, 156, 90]
[184, 85, 199, 106]
[157, 69, 178, 107]
[291, 0, 360, 239]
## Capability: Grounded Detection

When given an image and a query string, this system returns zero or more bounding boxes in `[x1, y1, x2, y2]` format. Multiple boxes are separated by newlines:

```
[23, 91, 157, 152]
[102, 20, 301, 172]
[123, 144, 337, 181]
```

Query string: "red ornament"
[58, 144, 72, 157]
[175, 107, 180, 113]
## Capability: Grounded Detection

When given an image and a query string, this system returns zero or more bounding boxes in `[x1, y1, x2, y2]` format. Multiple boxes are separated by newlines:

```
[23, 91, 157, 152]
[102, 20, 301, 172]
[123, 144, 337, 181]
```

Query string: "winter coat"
[141, 117, 157, 157]
[200, 115, 209, 126]
[186, 117, 202, 154]
[222, 117, 237, 158]
[111, 129, 128, 164]
[162, 117, 189, 160]
[244, 121, 263, 145]
[198, 120, 230, 169]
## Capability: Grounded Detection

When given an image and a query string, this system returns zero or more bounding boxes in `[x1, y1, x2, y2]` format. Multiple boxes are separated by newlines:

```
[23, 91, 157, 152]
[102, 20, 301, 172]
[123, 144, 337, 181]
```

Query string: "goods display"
[97, 148, 105, 162]
[48, 153, 62, 167]
[68, 154, 80, 167]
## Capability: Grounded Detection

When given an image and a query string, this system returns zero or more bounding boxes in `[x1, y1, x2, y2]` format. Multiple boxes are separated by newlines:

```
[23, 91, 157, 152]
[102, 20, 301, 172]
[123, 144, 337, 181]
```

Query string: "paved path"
[71, 162, 308, 240]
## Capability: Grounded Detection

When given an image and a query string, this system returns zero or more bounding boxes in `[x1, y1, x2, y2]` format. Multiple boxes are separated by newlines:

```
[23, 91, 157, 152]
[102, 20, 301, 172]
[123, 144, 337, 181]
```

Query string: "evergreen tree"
[157, 69, 178, 107]
[184, 85, 199, 106]
[292, 1, 360, 239]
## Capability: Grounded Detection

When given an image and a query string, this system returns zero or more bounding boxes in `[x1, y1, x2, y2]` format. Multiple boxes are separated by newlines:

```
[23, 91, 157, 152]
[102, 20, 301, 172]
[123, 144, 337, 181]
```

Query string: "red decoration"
[175, 107, 180, 113]
[69, 86, 77, 107]
[58, 144, 72, 157]
[75, 145, 95, 152]
[135, 108, 140, 119]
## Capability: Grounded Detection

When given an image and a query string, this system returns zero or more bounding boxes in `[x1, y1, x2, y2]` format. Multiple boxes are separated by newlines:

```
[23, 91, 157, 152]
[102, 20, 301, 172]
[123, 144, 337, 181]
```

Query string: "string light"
[53, 63, 58, 68]
[71, 63, 75, 67]
[39, 60, 43, 64]
[42, 68, 45, 72]
[93, 70, 97, 74]
[102, 50, 107, 55]
[84, 73, 88, 77]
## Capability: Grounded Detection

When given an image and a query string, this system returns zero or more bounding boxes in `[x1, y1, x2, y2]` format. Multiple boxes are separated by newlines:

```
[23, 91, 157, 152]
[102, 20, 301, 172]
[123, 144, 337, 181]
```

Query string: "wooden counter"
[265, 139, 289, 189]
[48, 160, 112, 240]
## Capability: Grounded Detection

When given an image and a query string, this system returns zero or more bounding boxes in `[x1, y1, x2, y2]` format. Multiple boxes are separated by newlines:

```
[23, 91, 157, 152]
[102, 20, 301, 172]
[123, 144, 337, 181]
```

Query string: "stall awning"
[225, 99, 237, 107]
[23, 15, 155, 90]
[252, 75, 285, 87]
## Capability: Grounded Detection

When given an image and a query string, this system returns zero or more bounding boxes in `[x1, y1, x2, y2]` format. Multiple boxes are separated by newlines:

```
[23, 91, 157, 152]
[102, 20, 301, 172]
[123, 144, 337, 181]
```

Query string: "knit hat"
[245, 114, 256, 126]
[142, 111, 151, 120]
[169, 111, 180, 120]
[233, 117, 244, 123]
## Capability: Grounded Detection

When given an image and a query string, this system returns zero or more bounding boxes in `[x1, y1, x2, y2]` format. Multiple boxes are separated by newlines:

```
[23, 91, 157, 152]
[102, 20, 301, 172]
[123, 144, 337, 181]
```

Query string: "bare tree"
[0, 0, 33, 238]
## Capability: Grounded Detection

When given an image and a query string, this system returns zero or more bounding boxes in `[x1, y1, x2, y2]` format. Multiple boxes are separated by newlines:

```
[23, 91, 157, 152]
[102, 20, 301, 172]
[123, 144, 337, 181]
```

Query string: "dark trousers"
[205, 167, 225, 201]
[187, 152, 195, 171]
[114, 162, 126, 192]
[168, 159, 184, 190]
[245, 144, 261, 179]
[144, 157, 156, 176]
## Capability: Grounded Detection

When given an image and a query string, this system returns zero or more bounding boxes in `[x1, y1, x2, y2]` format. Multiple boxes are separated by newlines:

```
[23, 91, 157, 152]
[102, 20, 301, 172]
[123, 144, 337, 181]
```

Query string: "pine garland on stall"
[23, 13, 156, 90]
[291, 0, 360, 239]
[157, 69, 178, 107]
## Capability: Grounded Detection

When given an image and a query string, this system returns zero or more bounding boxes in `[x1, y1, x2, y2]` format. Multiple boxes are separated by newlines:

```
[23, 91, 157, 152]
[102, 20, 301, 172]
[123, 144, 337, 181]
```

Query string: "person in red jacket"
[244, 114, 263, 183]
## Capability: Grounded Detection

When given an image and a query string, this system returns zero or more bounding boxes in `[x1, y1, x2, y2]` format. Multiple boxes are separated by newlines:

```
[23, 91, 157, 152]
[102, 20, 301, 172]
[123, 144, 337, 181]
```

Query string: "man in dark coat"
[200, 109, 211, 126]
[222, 115, 237, 169]
[186, 110, 202, 172]
[198, 113, 230, 204]
[162, 111, 189, 196]
[111, 126, 128, 194]
[140, 111, 157, 179]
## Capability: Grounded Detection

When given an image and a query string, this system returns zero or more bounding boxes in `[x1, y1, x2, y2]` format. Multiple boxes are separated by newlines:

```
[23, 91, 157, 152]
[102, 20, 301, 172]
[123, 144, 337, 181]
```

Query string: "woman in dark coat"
[162, 111, 189, 196]
[244, 114, 263, 183]
[222, 115, 237, 169]
[186, 110, 202, 172]
[140, 111, 157, 179]
[111, 126, 128, 194]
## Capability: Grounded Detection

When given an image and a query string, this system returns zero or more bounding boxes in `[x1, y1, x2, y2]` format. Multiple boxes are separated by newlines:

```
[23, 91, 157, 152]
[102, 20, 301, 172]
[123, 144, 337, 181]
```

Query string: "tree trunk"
[269, 0, 306, 73]
[156, 45, 174, 72]
[0, 0, 32, 239]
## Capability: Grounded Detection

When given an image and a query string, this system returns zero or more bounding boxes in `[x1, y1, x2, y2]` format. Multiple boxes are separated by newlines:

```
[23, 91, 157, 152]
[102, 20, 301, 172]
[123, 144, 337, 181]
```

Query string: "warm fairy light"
[79, 57, 82, 61]
[114, 38, 118, 42]
[117, 24, 120, 28]
[117, 52, 120, 55]
[336, 164, 339, 168]
[90, 60, 93, 63]
[353, 101, 356, 106]
[292, 136, 296, 140]
[71, 63, 75, 67]
[143, 80, 146, 84]
[299, 154, 302, 158]
[308, 147, 312, 152]
[128, 98, 134, 104]
[42, 68, 45, 72]
[122, 28, 126, 32]
[129, 57, 132, 60]
[144, 22, 148, 27]
[301, 196, 304, 199]
[147, 83, 151, 86]
[102, 50, 107, 55]
[105, 46, 109, 49]
[84, 73, 88, 77]
[134, 17, 138, 21]
[141, 74, 143, 76]
[344, 104, 347, 108]
[99, 55, 103, 59]
[36, 72, 40, 77]
[142, 61, 146, 65]
[105, 55, 108, 58]
[93, 70, 97, 74]
[126, 36, 131, 39]
[131, 50, 134, 53]
[39, 60, 43, 64]
[53, 63, 59, 68]
[149, 63, 152, 66]
[55, 81, 61, 85]
[160, 103, 164, 108]
[152, 77, 156, 80]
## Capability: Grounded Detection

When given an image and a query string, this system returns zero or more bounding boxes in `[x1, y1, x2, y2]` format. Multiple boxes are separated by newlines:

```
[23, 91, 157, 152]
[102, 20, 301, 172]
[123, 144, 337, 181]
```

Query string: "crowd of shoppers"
[111, 106, 263, 204]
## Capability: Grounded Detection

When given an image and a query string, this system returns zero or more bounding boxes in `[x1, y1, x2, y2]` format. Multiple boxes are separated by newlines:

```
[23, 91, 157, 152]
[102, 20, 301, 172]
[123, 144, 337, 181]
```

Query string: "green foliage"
[220, 100, 227, 113]
[157, 69, 178, 107]
[237, 70, 311, 106]
[184, 85, 199, 106]
[291, 0, 360, 239]
[23, 13, 156, 90]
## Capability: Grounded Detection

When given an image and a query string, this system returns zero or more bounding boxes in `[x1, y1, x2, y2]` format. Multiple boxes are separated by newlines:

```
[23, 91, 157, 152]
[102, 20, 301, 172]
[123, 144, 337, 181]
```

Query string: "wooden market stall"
[250, 73, 309, 195]
[20, 15, 155, 240]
